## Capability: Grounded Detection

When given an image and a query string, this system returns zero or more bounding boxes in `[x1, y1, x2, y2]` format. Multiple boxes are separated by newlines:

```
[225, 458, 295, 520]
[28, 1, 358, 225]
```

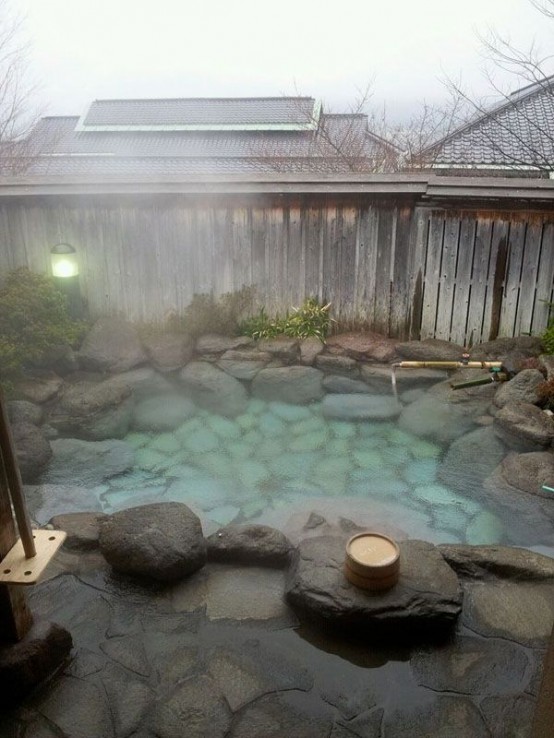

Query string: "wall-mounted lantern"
[50, 243, 84, 318]
[50, 243, 79, 278]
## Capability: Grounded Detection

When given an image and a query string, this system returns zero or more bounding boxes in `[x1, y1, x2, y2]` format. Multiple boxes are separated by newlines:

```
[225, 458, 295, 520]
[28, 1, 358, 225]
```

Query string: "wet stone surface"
[1, 541, 551, 738]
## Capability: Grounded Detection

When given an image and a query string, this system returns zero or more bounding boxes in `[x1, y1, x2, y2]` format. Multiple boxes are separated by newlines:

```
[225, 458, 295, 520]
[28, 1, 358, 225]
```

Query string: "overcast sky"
[14, 0, 554, 122]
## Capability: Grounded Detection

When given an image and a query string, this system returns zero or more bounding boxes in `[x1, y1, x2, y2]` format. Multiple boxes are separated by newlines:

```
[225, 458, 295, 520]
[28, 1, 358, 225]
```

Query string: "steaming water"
[96, 396, 515, 546]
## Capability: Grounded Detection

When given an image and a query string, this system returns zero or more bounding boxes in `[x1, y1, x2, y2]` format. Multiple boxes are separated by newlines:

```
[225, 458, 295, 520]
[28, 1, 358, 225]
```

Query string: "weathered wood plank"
[465, 218, 492, 347]
[515, 218, 543, 337]
[435, 215, 460, 341]
[372, 206, 395, 334]
[499, 219, 527, 337]
[532, 219, 554, 335]
[484, 219, 510, 341]
[389, 205, 415, 338]
[420, 212, 444, 339]
[450, 216, 477, 346]
[355, 204, 379, 324]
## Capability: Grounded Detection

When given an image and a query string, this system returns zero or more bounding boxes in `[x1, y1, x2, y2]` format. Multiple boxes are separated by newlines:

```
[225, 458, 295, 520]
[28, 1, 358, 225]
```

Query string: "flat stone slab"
[207, 524, 293, 568]
[285, 537, 462, 636]
[99, 502, 207, 582]
[321, 393, 402, 421]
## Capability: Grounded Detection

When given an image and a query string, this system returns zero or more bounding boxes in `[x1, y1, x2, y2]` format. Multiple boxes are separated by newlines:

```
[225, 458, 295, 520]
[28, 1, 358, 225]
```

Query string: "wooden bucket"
[344, 532, 400, 591]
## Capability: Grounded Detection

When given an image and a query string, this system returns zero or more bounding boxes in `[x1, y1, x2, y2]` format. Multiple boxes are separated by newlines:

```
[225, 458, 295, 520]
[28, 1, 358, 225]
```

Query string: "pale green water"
[98, 397, 506, 545]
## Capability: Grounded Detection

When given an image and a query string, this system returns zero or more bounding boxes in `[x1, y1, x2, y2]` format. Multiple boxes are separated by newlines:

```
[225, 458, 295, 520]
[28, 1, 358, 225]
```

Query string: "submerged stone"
[322, 394, 402, 421]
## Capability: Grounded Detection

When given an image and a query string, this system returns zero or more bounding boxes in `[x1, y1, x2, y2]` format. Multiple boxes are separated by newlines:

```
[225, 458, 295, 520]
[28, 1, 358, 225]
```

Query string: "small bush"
[177, 286, 255, 338]
[542, 321, 554, 354]
[240, 298, 333, 342]
[537, 377, 554, 410]
[0, 267, 85, 393]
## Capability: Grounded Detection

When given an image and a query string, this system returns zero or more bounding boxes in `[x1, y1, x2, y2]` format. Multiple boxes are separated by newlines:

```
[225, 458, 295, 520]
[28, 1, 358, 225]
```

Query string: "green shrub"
[0, 268, 85, 393]
[177, 286, 255, 338]
[542, 321, 554, 354]
[240, 298, 333, 342]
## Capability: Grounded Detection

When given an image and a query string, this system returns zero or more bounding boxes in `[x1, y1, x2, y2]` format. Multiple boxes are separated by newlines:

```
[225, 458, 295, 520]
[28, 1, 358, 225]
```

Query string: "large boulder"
[326, 332, 397, 363]
[99, 502, 207, 582]
[132, 393, 197, 432]
[48, 378, 134, 441]
[399, 374, 496, 444]
[251, 366, 324, 404]
[322, 375, 371, 394]
[493, 402, 554, 450]
[196, 334, 253, 354]
[8, 400, 43, 426]
[179, 361, 248, 417]
[493, 368, 545, 408]
[471, 336, 543, 361]
[79, 318, 147, 373]
[438, 427, 507, 492]
[285, 536, 462, 636]
[438, 543, 554, 581]
[142, 331, 193, 373]
[395, 338, 465, 361]
[257, 337, 299, 362]
[489, 451, 554, 498]
[109, 367, 174, 399]
[0, 621, 73, 707]
[12, 422, 52, 483]
[321, 393, 401, 421]
[207, 524, 293, 568]
[17, 374, 64, 404]
[44, 438, 134, 487]
[314, 354, 360, 378]
[217, 349, 272, 380]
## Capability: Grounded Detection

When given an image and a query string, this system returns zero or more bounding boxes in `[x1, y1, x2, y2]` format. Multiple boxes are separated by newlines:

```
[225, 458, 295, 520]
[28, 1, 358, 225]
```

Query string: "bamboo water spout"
[390, 360, 504, 400]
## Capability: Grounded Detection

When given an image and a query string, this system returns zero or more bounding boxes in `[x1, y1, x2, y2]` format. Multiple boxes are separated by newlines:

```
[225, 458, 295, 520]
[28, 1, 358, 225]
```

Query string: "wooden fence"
[0, 186, 553, 346]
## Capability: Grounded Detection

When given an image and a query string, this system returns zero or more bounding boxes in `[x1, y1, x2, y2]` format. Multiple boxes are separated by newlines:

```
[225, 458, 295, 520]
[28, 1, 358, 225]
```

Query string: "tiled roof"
[79, 97, 320, 129]
[14, 99, 399, 176]
[426, 77, 554, 170]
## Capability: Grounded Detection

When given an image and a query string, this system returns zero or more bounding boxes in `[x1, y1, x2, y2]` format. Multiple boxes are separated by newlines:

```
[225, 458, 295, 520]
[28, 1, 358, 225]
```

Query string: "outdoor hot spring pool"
[49, 388, 551, 550]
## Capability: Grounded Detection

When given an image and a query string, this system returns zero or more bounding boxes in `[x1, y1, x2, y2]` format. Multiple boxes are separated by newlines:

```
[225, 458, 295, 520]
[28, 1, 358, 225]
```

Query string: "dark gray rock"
[17, 374, 64, 404]
[44, 438, 134, 487]
[132, 393, 197, 431]
[48, 378, 134, 440]
[12, 422, 52, 483]
[207, 640, 313, 712]
[299, 337, 324, 365]
[383, 694, 489, 738]
[321, 393, 401, 421]
[315, 354, 360, 378]
[493, 368, 545, 408]
[179, 361, 248, 417]
[79, 317, 147, 373]
[489, 451, 554, 498]
[229, 692, 333, 738]
[361, 364, 448, 392]
[322, 375, 371, 394]
[326, 332, 398, 362]
[142, 331, 193, 372]
[438, 544, 554, 581]
[152, 674, 232, 738]
[494, 401, 554, 450]
[0, 621, 72, 706]
[471, 336, 543, 360]
[285, 537, 462, 636]
[395, 338, 465, 361]
[252, 366, 324, 404]
[99, 662, 154, 738]
[8, 400, 43, 426]
[438, 426, 507, 491]
[99, 502, 207, 582]
[412, 635, 529, 694]
[38, 674, 112, 738]
[108, 367, 173, 399]
[480, 693, 536, 738]
[50, 512, 108, 551]
[257, 337, 299, 361]
[217, 349, 272, 380]
[196, 334, 253, 354]
[207, 524, 293, 568]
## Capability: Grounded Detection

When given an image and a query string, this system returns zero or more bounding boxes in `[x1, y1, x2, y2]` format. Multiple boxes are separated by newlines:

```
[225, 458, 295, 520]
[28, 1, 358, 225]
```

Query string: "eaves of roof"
[0, 173, 553, 203]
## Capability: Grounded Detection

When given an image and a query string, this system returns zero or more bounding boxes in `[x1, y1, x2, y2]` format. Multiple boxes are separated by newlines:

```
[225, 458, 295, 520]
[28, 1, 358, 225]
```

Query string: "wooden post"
[0, 460, 33, 642]
[0, 392, 33, 643]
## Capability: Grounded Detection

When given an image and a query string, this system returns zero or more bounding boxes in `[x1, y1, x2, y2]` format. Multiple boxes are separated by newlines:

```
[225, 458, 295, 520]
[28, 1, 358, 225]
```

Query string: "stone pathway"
[1, 531, 553, 737]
